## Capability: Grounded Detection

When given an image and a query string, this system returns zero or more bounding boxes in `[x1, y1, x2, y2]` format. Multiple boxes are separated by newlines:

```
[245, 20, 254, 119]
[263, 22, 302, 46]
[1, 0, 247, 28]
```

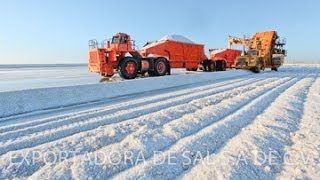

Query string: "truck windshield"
[120, 36, 128, 44]
[111, 36, 119, 44]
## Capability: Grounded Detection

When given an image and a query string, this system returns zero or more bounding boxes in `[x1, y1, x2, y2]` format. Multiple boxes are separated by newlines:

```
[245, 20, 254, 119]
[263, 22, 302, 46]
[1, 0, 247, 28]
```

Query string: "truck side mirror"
[107, 41, 110, 48]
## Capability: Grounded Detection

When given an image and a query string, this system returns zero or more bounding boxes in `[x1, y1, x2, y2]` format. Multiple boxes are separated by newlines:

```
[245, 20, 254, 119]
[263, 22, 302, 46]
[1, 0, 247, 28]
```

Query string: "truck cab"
[107, 33, 135, 52]
[88, 33, 139, 77]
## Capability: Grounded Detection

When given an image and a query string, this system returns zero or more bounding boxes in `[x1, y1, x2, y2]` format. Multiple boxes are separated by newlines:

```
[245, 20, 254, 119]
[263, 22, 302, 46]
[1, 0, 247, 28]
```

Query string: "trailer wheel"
[202, 60, 210, 72]
[119, 57, 139, 79]
[222, 61, 227, 71]
[215, 60, 227, 71]
[153, 58, 168, 76]
[202, 61, 208, 72]
[208, 61, 216, 72]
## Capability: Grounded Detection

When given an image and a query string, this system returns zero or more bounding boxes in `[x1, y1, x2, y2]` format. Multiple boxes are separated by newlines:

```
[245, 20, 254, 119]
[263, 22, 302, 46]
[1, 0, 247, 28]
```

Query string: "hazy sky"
[0, 0, 319, 64]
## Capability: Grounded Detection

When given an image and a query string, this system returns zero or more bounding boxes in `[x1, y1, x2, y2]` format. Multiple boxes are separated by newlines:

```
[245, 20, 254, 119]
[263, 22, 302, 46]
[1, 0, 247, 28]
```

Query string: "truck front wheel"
[252, 65, 261, 73]
[119, 57, 139, 79]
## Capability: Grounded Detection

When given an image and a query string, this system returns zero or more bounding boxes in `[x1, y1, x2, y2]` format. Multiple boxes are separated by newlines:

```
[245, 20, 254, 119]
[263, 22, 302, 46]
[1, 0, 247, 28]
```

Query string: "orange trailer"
[88, 33, 216, 79]
[140, 35, 215, 72]
[209, 49, 242, 69]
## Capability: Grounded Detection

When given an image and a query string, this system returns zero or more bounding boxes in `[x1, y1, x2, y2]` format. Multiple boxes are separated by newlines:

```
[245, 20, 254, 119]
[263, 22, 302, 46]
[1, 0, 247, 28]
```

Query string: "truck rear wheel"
[153, 58, 168, 76]
[119, 57, 139, 79]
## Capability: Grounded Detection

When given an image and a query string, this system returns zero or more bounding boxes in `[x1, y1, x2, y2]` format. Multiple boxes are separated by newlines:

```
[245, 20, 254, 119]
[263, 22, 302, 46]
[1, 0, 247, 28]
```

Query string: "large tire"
[215, 60, 227, 71]
[252, 65, 261, 73]
[208, 61, 216, 72]
[153, 58, 168, 76]
[221, 61, 227, 71]
[202, 61, 209, 72]
[119, 57, 139, 79]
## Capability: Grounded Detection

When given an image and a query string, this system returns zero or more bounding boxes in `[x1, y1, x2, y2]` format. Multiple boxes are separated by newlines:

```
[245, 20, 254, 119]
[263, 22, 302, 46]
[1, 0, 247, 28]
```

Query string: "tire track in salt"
[0, 78, 246, 134]
[29, 77, 293, 179]
[0, 78, 275, 179]
[111, 76, 303, 180]
[182, 76, 315, 180]
[0, 77, 262, 155]
[278, 76, 320, 179]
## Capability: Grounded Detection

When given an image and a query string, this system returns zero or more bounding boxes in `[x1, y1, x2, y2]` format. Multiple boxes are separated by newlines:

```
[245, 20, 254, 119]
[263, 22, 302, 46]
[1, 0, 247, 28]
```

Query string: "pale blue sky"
[0, 0, 319, 64]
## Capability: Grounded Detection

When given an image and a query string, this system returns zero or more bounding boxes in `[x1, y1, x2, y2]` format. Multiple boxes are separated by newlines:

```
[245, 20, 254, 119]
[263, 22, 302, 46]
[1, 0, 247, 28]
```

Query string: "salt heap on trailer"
[159, 34, 195, 44]
[142, 34, 196, 50]
[210, 49, 228, 55]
